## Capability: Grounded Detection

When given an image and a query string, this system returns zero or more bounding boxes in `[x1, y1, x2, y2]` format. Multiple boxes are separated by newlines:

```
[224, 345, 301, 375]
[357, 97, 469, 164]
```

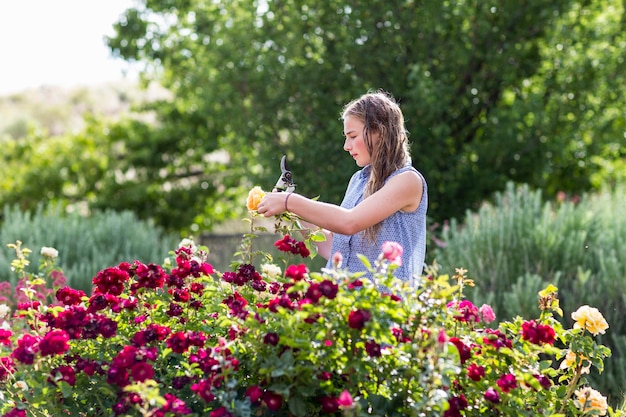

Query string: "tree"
[0, 118, 108, 214]
[97, 0, 623, 230]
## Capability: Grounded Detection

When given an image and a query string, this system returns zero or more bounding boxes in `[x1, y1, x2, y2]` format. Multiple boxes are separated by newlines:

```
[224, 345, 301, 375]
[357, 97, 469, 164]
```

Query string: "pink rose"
[479, 304, 496, 323]
[338, 390, 354, 408]
[332, 251, 343, 268]
[381, 241, 403, 265]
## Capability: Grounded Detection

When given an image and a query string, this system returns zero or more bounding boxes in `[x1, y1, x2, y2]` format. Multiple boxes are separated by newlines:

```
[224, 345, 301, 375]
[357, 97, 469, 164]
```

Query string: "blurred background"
[0, 0, 624, 404]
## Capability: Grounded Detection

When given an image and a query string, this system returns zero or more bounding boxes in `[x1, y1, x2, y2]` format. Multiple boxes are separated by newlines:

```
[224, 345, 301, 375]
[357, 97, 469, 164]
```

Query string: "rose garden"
[0, 186, 622, 417]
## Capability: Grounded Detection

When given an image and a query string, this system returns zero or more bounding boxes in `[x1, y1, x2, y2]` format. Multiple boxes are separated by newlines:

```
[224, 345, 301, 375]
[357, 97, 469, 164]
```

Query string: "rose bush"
[0, 188, 624, 416]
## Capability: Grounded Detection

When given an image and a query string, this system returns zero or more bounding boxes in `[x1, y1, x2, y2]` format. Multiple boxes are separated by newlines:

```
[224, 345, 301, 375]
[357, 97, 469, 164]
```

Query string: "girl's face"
[343, 115, 377, 167]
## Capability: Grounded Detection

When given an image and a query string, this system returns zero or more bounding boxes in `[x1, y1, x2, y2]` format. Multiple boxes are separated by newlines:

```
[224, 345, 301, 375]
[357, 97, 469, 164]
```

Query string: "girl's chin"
[349, 153, 369, 167]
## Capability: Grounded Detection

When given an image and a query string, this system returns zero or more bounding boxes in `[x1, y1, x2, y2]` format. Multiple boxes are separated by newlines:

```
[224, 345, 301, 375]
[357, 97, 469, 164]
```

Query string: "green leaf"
[288, 395, 308, 417]
[58, 381, 74, 399]
[357, 254, 372, 270]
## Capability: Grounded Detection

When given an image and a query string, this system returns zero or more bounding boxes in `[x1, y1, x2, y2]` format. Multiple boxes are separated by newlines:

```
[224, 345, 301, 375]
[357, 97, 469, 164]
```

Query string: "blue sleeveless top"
[325, 163, 428, 285]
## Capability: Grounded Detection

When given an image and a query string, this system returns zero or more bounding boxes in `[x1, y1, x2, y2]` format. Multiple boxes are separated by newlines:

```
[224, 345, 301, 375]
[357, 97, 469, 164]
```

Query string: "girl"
[258, 90, 428, 283]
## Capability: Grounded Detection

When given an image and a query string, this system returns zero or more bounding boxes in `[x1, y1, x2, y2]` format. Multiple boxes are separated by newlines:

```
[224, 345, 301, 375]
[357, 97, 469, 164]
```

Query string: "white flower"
[261, 263, 282, 279]
[178, 238, 197, 252]
[1, 321, 10, 330]
[13, 381, 29, 391]
[40, 246, 59, 259]
[20, 287, 36, 296]
[0, 304, 10, 320]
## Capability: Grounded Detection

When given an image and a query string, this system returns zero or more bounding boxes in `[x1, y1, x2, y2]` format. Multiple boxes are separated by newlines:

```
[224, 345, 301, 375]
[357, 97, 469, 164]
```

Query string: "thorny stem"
[238, 215, 256, 266]
[246, 216, 255, 265]
[557, 362, 584, 414]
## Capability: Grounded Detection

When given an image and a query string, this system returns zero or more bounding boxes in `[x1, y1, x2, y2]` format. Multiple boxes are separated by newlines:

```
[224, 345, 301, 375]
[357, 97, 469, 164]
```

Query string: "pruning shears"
[274, 155, 296, 193]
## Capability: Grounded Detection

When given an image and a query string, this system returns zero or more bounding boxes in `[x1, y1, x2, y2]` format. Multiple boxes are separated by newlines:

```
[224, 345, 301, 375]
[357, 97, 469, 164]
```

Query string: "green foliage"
[0, 203, 179, 292]
[0, 84, 213, 235]
[2, 1, 624, 234]
[433, 183, 626, 403]
[0, 118, 111, 214]
[101, 0, 626, 229]
[85, 117, 249, 234]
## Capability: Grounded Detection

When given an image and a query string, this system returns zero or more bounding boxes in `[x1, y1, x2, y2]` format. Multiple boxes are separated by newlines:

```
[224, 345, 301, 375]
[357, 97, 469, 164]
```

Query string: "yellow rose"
[571, 305, 609, 336]
[246, 186, 266, 211]
[559, 350, 590, 374]
[574, 387, 608, 416]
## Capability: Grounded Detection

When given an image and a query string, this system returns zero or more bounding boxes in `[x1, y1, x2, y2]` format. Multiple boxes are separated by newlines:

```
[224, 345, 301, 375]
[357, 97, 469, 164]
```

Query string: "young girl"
[257, 90, 428, 283]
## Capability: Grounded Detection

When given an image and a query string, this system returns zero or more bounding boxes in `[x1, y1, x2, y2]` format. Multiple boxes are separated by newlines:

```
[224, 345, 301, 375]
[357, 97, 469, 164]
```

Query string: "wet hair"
[341, 90, 411, 241]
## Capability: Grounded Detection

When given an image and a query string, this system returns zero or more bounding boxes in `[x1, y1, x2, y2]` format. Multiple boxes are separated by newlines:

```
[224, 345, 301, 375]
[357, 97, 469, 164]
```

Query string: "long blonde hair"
[342, 90, 411, 241]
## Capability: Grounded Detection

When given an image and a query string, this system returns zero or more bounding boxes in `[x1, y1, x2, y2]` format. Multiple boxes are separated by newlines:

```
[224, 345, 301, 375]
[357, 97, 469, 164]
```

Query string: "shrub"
[0, 203, 179, 292]
[0, 201, 624, 417]
[433, 182, 626, 404]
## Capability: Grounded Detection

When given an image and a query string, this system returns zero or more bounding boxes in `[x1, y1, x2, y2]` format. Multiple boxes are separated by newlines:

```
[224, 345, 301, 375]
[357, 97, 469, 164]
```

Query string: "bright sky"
[0, 0, 139, 95]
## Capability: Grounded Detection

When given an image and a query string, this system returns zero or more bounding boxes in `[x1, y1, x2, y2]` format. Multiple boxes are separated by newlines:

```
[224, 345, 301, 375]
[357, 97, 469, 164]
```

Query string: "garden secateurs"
[274, 155, 296, 193]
